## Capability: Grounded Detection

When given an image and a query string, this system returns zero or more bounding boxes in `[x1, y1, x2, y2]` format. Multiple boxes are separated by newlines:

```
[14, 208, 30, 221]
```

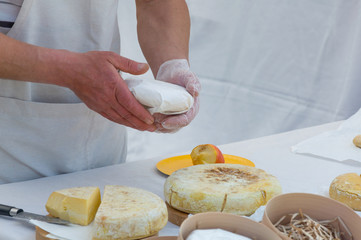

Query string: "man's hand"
[154, 59, 200, 133]
[0, 34, 155, 131]
[62, 51, 156, 131]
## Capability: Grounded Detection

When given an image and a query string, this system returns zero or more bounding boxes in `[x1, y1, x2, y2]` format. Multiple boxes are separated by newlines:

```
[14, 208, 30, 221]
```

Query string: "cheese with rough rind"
[45, 186, 101, 225]
[92, 185, 168, 240]
[164, 164, 282, 215]
[329, 172, 361, 210]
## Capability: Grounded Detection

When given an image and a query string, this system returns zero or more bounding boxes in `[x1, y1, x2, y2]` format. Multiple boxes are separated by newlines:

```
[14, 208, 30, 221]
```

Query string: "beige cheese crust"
[329, 173, 361, 210]
[92, 185, 168, 240]
[164, 164, 282, 215]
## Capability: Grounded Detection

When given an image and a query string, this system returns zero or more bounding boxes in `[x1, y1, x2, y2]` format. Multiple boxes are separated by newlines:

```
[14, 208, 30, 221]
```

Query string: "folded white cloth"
[125, 78, 194, 115]
[292, 108, 361, 163]
[187, 229, 251, 240]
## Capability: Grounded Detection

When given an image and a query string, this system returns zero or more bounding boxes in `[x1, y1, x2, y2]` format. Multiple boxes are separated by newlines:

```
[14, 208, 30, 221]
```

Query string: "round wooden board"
[35, 225, 167, 240]
[35, 226, 51, 240]
[166, 202, 189, 226]
[35, 206, 185, 239]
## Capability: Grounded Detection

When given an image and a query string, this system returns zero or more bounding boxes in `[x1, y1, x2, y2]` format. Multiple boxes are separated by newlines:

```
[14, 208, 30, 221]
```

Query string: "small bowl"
[262, 193, 361, 240]
[178, 212, 281, 240]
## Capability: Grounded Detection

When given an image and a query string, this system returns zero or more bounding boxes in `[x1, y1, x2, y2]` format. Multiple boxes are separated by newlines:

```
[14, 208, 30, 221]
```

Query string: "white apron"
[0, 0, 127, 183]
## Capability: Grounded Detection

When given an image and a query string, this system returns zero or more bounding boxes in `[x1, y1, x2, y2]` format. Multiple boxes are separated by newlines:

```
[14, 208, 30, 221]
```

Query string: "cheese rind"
[92, 185, 168, 240]
[45, 186, 101, 225]
[164, 164, 282, 215]
[329, 173, 361, 210]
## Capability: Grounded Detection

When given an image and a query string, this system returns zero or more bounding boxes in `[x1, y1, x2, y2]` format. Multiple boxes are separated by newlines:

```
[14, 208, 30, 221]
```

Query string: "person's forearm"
[0, 33, 156, 129]
[0, 33, 74, 87]
[135, 0, 190, 77]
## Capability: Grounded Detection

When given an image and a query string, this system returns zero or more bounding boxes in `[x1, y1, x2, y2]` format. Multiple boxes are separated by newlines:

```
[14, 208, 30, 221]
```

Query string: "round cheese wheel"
[93, 185, 168, 240]
[164, 164, 282, 215]
[329, 173, 361, 210]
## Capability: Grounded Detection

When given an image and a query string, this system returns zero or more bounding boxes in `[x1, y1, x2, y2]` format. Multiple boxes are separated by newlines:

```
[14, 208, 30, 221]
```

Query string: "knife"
[0, 204, 70, 225]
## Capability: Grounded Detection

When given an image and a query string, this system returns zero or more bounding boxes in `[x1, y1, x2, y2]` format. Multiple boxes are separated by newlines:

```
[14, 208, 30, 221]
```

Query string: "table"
[1, 121, 360, 240]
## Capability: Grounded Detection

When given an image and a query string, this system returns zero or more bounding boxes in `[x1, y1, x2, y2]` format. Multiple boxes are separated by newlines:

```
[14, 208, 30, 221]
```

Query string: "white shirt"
[0, 0, 23, 34]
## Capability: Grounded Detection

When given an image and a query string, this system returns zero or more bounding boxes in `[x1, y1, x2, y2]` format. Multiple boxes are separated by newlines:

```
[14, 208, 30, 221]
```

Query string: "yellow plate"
[156, 154, 255, 175]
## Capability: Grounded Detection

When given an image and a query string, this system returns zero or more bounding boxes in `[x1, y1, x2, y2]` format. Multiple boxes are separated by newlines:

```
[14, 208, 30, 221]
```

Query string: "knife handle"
[0, 204, 23, 216]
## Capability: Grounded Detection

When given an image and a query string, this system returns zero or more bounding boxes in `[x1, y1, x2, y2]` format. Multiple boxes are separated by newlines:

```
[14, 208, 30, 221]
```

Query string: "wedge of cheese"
[92, 185, 168, 240]
[45, 186, 101, 225]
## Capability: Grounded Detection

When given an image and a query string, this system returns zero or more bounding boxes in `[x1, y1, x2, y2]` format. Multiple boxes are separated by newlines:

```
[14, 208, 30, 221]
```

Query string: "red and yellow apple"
[190, 144, 225, 165]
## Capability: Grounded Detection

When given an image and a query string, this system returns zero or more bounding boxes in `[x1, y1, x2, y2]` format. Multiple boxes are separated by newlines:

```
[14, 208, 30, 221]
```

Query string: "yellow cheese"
[92, 185, 168, 240]
[329, 173, 361, 210]
[45, 186, 101, 226]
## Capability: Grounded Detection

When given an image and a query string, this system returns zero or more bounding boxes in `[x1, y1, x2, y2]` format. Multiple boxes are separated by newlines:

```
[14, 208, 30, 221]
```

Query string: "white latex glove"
[154, 59, 201, 133]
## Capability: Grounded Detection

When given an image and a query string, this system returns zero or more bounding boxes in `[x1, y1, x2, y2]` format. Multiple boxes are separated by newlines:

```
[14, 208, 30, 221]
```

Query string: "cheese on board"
[329, 172, 361, 210]
[45, 186, 101, 226]
[92, 185, 168, 240]
[164, 164, 282, 215]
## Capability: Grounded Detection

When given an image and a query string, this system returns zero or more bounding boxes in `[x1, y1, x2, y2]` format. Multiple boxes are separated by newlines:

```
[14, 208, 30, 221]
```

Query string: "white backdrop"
[118, 0, 361, 162]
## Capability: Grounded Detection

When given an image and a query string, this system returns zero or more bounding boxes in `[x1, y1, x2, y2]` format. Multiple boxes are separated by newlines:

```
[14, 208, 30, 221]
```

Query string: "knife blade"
[0, 204, 70, 225]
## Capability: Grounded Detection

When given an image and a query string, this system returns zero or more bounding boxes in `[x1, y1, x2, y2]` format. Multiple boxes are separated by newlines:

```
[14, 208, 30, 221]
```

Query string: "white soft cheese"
[187, 229, 252, 240]
[125, 78, 194, 115]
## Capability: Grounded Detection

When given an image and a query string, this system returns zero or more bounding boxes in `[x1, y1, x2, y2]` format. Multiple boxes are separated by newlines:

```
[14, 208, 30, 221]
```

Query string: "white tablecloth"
[1, 121, 361, 240]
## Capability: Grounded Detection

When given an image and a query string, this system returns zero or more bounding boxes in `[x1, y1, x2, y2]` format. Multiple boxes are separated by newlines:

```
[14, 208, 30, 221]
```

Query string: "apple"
[190, 144, 225, 165]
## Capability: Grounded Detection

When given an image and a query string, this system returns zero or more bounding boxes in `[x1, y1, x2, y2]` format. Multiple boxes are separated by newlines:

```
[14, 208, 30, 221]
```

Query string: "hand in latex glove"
[63, 51, 156, 132]
[153, 59, 201, 133]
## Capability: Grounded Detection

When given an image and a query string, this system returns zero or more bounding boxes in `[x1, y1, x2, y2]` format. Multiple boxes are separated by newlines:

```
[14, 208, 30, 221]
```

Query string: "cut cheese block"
[92, 185, 168, 240]
[164, 164, 282, 215]
[329, 172, 361, 210]
[45, 186, 101, 226]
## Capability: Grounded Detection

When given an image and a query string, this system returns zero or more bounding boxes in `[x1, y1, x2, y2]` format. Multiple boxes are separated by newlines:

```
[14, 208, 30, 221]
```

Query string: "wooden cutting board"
[166, 202, 189, 226]
[35, 226, 50, 240]
[35, 226, 173, 240]
[35, 204, 184, 239]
